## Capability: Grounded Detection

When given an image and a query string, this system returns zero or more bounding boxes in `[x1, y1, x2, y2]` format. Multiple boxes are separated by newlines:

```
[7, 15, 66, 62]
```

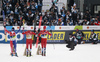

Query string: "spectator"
[42, 12, 49, 23]
[14, 3, 21, 20]
[49, 12, 56, 23]
[52, 0, 59, 5]
[63, 11, 72, 25]
[94, 18, 99, 25]
[4, 2, 12, 15]
[35, 11, 41, 25]
[84, 10, 91, 21]
[6, 18, 11, 26]
[37, 0, 43, 13]
[72, 8, 78, 25]
[89, 30, 98, 44]
[96, 14, 100, 24]
[32, 20, 35, 26]
[66, 19, 73, 26]
[67, 11, 72, 21]
[60, 6, 66, 15]
[30, 1, 37, 14]
[13, 19, 18, 26]
[49, 4, 58, 18]
[3, 0, 99, 26]
[75, 29, 84, 44]
[9, 0, 14, 11]
[8, 11, 14, 24]
[81, 19, 90, 25]
[22, 4, 28, 14]
[25, 10, 35, 25]
[57, 19, 63, 26]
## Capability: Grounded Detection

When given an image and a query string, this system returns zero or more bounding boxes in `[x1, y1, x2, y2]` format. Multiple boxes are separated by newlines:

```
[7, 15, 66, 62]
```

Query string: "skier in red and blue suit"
[4, 26, 21, 57]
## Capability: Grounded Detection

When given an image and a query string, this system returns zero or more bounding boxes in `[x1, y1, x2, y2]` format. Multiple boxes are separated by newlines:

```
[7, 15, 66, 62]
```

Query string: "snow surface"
[0, 44, 100, 62]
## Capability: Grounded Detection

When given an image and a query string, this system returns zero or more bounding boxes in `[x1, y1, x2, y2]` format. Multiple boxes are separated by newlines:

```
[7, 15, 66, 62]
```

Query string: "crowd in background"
[2, 0, 100, 26]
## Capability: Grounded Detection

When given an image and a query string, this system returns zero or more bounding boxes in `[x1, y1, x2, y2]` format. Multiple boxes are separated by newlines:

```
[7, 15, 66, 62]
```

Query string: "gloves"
[51, 34, 53, 38]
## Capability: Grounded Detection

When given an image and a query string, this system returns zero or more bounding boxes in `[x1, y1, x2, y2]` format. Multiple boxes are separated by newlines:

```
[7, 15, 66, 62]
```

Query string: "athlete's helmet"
[12, 27, 15, 31]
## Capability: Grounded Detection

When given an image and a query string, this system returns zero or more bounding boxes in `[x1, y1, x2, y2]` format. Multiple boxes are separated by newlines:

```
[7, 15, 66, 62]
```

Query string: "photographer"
[89, 30, 98, 44]
[65, 33, 77, 51]
[75, 29, 84, 44]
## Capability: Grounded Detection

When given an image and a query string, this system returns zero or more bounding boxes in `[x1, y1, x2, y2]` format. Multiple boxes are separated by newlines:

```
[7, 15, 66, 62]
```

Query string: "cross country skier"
[22, 28, 36, 57]
[38, 26, 52, 56]
[4, 26, 21, 57]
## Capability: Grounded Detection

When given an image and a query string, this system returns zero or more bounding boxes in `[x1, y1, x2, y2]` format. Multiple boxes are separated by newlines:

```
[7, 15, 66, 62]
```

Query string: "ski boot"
[26, 52, 28, 57]
[44, 52, 46, 56]
[15, 53, 18, 57]
[11, 53, 13, 56]
[30, 52, 31, 56]
[42, 51, 43, 56]
[44, 48, 46, 56]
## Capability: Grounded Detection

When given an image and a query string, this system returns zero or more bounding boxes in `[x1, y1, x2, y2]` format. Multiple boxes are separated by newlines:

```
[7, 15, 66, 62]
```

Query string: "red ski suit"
[38, 30, 52, 48]
[22, 31, 36, 49]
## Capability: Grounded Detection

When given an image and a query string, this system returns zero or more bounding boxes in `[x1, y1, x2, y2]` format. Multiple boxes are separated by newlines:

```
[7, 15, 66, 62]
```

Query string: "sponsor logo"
[87, 26, 89, 29]
[0, 33, 23, 41]
[86, 26, 100, 30]
[59, 27, 70, 30]
[17, 26, 20, 29]
[59, 27, 61, 29]
[73, 31, 100, 40]
[31, 27, 33, 29]
[47, 32, 65, 40]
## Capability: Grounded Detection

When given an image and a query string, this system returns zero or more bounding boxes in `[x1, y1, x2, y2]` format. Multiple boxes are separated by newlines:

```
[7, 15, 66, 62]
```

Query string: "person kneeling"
[89, 30, 98, 44]
[65, 33, 77, 51]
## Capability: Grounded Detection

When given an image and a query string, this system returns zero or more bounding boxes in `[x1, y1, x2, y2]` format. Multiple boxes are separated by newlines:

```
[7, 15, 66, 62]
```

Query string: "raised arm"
[22, 31, 27, 34]
[38, 31, 42, 36]
[31, 32, 36, 35]
[4, 28, 11, 34]
[47, 31, 52, 36]
[15, 27, 21, 34]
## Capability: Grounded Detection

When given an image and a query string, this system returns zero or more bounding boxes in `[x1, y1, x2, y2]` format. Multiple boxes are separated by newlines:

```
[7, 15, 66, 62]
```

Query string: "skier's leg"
[44, 39, 47, 56]
[41, 38, 44, 56]
[13, 40, 17, 53]
[26, 39, 29, 56]
[30, 39, 33, 56]
[10, 41, 13, 56]
[13, 40, 18, 57]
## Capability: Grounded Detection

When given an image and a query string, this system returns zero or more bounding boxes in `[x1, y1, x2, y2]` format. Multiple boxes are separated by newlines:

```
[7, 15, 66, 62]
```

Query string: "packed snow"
[0, 44, 100, 62]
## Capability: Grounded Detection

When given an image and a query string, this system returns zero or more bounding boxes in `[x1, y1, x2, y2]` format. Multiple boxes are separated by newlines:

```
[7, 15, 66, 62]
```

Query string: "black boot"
[26, 52, 28, 57]
[15, 53, 18, 57]
[30, 52, 31, 56]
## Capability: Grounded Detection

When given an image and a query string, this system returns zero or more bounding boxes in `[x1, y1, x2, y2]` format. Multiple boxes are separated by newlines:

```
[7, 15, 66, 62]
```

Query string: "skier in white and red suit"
[38, 26, 52, 56]
[22, 30, 36, 56]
